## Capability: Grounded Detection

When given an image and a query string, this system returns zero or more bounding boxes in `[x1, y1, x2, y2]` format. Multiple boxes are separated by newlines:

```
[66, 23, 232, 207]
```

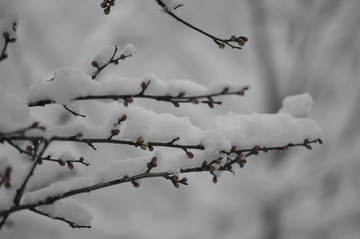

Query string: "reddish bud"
[305, 144, 312, 150]
[240, 36, 249, 42]
[281, 145, 288, 151]
[208, 102, 214, 108]
[207, 166, 216, 172]
[231, 145, 237, 151]
[172, 181, 180, 188]
[131, 180, 140, 188]
[212, 176, 218, 184]
[222, 87, 229, 93]
[170, 175, 179, 181]
[32, 122, 39, 128]
[253, 145, 261, 151]
[79, 157, 84, 162]
[230, 35, 237, 41]
[186, 151, 194, 159]
[179, 177, 188, 183]
[67, 162, 74, 170]
[91, 61, 99, 68]
[214, 159, 222, 165]
[148, 145, 154, 151]
[111, 129, 120, 136]
[318, 139, 323, 144]
[141, 81, 147, 90]
[58, 159, 66, 166]
[151, 157, 158, 164]
[26, 145, 33, 152]
[191, 98, 199, 104]
[122, 175, 130, 181]
[37, 159, 43, 165]
[120, 115, 127, 121]
[9, 37, 16, 43]
[304, 138, 310, 144]
[113, 60, 119, 65]
[202, 161, 208, 167]
[178, 91, 185, 97]
[173, 102, 180, 107]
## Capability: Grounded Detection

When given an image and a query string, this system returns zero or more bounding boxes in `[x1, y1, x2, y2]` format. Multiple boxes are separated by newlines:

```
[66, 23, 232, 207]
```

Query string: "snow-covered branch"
[27, 68, 249, 111]
[0, 136, 322, 223]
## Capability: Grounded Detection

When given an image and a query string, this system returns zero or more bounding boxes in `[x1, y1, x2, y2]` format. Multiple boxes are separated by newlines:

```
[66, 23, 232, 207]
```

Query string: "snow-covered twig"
[0, 139, 51, 230]
[0, 138, 322, 221]
[28, 86, 249, 108]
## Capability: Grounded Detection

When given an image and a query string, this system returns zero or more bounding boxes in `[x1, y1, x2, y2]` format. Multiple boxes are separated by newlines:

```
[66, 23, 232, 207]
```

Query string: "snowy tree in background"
[0, 0, 324, 236]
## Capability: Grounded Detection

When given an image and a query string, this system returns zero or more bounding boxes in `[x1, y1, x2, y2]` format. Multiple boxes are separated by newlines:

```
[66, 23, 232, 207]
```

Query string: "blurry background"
[1, 0, 360, 238]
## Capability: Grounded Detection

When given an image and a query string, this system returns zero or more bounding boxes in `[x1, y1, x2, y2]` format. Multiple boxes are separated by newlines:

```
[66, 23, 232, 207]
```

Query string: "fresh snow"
[37, 199, 93, 227]
[278, 93, 313, 118]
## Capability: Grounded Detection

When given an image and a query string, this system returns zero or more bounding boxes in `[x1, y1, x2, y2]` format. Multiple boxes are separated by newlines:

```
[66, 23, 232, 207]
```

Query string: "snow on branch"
[27, 67, 249, 112]
[31, 199, 93, 229]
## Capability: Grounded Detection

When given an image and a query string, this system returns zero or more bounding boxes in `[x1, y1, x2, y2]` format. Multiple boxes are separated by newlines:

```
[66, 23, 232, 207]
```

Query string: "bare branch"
[0, 24, 17, 63]
[91, 45, 134, 80]
[154, 0, 248, 50]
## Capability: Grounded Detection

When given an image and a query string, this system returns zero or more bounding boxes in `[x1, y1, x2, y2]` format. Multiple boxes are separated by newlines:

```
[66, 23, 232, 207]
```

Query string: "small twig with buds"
[154, 0, 248, 50]
[91, 45, 134, 79]
[63, 105, 86, 118]
[0, 23, 17, 63]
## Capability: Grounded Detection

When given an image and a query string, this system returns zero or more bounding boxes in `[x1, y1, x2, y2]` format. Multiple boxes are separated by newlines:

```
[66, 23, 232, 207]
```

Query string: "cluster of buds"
[201, 161, 216, 172]
[167, 175, 188, 188]
[123, 98, 133, 107]
[100, 0, 116, 15]
[229, 35, 248, 47]
[234, 153, 247, 168]
[303, 138, 313, 150]
[0, 166, 12, 188]
[54, 156, 87, 169]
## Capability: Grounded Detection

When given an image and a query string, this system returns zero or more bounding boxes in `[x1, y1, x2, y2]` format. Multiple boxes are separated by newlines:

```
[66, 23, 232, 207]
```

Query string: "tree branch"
[0, 137, 322, 220]
[154, 0, 248, 49]
[30, 208, 91, 229]
[27, 86, 249, 108]
[91, 45, 134, 80]
[0, 23, 17, 63]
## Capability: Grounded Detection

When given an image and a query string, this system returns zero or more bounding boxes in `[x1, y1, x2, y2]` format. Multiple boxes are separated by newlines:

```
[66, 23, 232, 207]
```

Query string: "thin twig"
[155, 0, 245, 49]
[30, 208, 91, 229]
